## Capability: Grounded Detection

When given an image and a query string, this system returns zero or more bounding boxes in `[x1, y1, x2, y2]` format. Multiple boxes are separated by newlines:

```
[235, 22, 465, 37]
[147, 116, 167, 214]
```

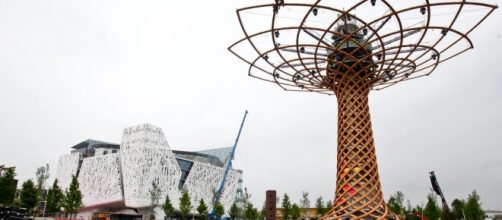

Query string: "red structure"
[266, 190, 277, 220]
[229, 0, 497, 219]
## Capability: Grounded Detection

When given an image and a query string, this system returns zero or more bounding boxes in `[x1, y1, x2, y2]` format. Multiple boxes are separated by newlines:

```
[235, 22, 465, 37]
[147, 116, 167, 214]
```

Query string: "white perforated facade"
[77, 153, 123, 207]
[55, 152, 81, 190]
[54, 123, 242, 220]
[182, 161, 240, 212]
[120, 124, 182, 208]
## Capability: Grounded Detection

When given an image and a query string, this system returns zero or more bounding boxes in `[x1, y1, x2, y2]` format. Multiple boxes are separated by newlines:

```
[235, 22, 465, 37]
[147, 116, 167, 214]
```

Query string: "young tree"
[451, 198, 465, 220]
[35, 164, 50, 193]
[404, 199, 419, 220]
[63, 175, 83, 217]
[149, 181, 162, 219]
[405, 205, 422, 220]
[179, 191, 192, 220]
[464, 190, 485, 220]
[260, 201, 267, 220]
[299, 192, 310, 219]
[281, 193, 291, 220]
[0, 167, 17, 205]
[290, 204, 301, 220]
[243, 203, 258, 220]
[197, 199, 208, 220]
[229, 203, 240, 220]
[34, 164, 50, 216]
[20, 179, 39, 215]
[315, 196, 325, 216]
[46, 179, 65, 215]
[325, 200, 332, 213]
[423, 193, 442, 220]
[387, 191, 405, 216]
[214, 202, 225, 219]
[163, 194, 175, 220]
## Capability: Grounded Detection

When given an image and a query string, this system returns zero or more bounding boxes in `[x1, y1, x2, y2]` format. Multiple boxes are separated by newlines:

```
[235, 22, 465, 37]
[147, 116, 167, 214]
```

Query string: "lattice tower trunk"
[322, 71, 392, 220]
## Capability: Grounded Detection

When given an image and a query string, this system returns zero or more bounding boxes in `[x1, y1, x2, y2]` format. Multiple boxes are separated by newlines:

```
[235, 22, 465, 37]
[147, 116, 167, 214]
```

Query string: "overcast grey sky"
[0, 0, 501, 210]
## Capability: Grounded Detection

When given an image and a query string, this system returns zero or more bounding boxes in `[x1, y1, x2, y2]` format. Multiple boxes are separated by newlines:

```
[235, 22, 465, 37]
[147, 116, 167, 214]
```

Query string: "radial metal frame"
[229, 0, 497, 93]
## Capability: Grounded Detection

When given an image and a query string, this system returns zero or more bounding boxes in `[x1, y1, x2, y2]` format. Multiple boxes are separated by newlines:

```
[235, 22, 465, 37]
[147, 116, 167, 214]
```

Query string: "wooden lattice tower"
[330, 72, 387, 219]
[229, 0, 497, 219]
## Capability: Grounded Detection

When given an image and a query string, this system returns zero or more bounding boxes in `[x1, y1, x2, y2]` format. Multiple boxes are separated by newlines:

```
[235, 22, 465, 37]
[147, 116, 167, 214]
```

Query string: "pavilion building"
[55, 123, 242, 220]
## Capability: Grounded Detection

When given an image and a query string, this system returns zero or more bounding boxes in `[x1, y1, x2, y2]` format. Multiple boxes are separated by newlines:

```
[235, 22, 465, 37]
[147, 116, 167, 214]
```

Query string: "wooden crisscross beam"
[321, 73, 392, 219]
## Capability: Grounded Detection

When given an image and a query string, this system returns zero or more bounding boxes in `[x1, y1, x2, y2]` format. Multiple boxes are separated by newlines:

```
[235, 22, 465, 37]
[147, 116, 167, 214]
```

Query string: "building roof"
[172, 150, 224, 167]
[71, 139, 120, 150]
[196, 147, 233, 165]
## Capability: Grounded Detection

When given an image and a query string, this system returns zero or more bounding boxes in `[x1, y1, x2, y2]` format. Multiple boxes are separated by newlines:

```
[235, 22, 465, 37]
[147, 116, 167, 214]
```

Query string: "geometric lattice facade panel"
[55, 152, 81, 191]
[77, 153, 123, 207]
[120, 124, 182, 208]
[182, 161, 241, 212]
[219, 169, 241, 212]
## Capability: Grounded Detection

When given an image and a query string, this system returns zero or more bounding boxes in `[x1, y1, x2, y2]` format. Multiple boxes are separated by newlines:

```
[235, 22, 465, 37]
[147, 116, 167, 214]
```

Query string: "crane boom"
[429, 171, 453, 219]
[210, 110, 249, 218]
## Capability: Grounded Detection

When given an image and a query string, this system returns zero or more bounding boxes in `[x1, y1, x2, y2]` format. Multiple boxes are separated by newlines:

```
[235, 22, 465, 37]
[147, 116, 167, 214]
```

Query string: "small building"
[486, 210, 502, 220]
[276, 208, 322, 220]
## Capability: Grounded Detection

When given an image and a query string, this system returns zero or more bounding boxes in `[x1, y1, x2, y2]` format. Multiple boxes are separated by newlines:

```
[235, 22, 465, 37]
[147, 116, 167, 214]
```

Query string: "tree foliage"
[403, 199, 420, 220]
[291, 204, 301, 220]
[325, 200, 332, 213]
[63, 175, 82, 215]
[464, 191, 485, 220]
[179, 191, 192, 220]
[423, 193, 442, 220]
[315, 196, 325, 216]
[0, 167, 17, 205]
[163, 194, 175, 219]
[243, 203, 258, 220]
[388, 191, 405, 216]
[405, 205, 423, 220]
[46, 179, 64, 215]
[299, 192, 310, 219]
[20, 179, 39, 215]
[260, 201, 267, 220]
[229, 203, 240, 220]
[214, 202, 225, 219]
[197, 199, 208, 220]
[451, 198, 465, 220]
[34, 164, 50, 217]
[35, 164, 50, 193]
[281, 193, 291, 220]
[149, 181, 162, 218]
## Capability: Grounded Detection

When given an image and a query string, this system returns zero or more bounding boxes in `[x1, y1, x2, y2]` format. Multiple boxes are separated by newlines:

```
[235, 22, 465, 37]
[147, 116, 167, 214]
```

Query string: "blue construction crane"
[209, 110, 248, 219]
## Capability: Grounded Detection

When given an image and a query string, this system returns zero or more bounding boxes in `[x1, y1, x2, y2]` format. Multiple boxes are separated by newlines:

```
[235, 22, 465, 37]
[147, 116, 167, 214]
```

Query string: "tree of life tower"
[229, 0, 497, 219]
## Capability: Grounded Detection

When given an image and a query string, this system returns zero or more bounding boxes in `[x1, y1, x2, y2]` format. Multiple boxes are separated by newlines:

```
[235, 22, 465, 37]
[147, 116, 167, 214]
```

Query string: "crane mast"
[209, 110, 249, 219]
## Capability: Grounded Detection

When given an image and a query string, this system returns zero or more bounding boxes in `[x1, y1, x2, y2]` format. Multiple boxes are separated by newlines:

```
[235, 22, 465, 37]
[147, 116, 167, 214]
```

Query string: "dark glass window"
[176, 158, 194, 189]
